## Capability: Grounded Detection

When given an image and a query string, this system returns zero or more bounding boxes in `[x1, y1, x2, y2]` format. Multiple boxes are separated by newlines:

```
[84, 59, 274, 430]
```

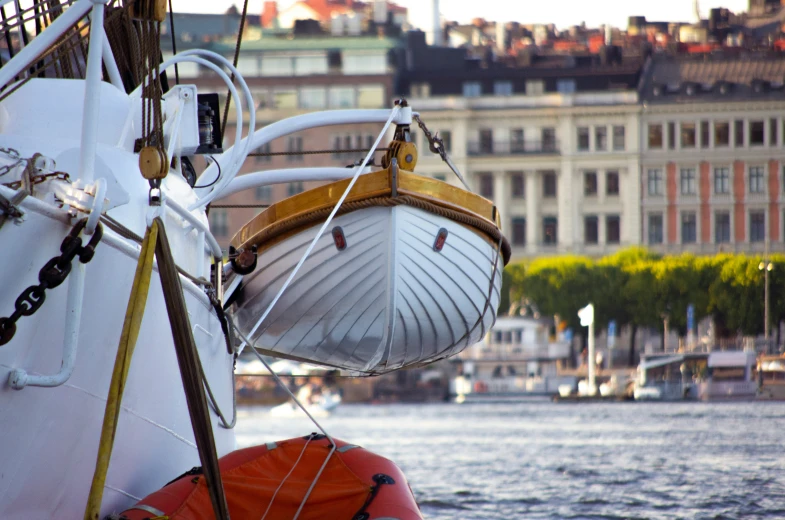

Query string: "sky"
[171, 0, 751, 31]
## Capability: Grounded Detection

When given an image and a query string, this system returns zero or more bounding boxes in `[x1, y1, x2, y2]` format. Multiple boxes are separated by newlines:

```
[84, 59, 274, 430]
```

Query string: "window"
[526, 80, 544, 95]
[541, 128, 556, 151]
[286, 136, 303, 161]
[434, 173, 447, 182]
[543, 217, 558, 245]
[749, 166, 765, 193]
[440, 130, 452, 153]
[750, 211, 765, 242]
[209, 209, 228, 237]
[715, 212, 730, 243]
[343, 53, 387, 74]
[299, 87, 326, 109]
[606, 215, 620, 244]
[648, 214, 663, 244]
[681, 212, 697, 244]
[714, 121, 730, 147]
[667, 122, 675, 149]
[511, 172, 525, 199]
[714, 167, 730, 194]
[771, 118, 778, 147]
[648, 124, 663, 149]
[584, 216, 598, 244]
[680, 168, 696, 195]
[479, 129, 493, 154]
[681, 122, 696, 148]
[577, 127, 590, 151]
[494, 81, 513, 96]
[647, 169, 663, 196]
[510, 129, 524, 153]
[700, 121, 709, 149]
[255, 185, 272, 203]
[478, 173, 494, 199]
[556, 79, 576, 94]
[293, 54, 328, 75]
[463, 81, 482, 97]
[595, 126, 607, 151]
[543, 171, 557, 197]
[606, 171, 619, 195]
[287, 181, 304, 197]
[584, 171, 597, 196]
[512, 217, 526, 246]
[750, 121, 764, 146]
[357, 85, 385, 108]
[734, 119, 744, 147]
[329, 86, 355, 108]
[261, 56, 293, 76]
[254, 142, 271, 163]
[613, 126, 625, 151]
[273, 89, 298, 109]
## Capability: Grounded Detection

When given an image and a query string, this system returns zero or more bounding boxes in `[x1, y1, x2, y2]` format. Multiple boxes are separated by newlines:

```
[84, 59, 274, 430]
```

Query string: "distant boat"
[270, 388, 342, 418]
[758, 354, 785, 400]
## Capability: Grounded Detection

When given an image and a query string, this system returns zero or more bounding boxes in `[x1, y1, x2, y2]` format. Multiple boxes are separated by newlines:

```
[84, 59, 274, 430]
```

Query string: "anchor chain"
[0, 218, 103, 346]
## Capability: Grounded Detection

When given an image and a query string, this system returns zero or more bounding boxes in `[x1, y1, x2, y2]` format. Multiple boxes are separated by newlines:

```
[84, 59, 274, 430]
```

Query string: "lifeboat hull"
[232, 203, 503, 374]
[121, 435, 423, 520]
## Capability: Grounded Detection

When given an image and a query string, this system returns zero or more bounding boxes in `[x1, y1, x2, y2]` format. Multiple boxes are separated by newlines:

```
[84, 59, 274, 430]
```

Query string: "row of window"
[461, 78, 577, 98]
[577, 125, 626, 152]
[648, 118, 781, 150]
[253, 182, 305, 204]
[252, 137, 303, 163]
[253, 84, 386, 111]
[647, 211, 767, 245]
[646, 165, 769, 197]
[477, 170, 620, 200]
[509, 215, 621, 247]
[471, 127, 557, 155]
[477, 171, 558, 200]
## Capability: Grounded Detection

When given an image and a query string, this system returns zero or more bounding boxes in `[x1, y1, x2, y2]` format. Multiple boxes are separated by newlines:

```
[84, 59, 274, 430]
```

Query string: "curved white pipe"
[157, 55, 245, 187]
[219, 167, 361, 199]
[192, 108, 412, 210]
[174, 50, 257, 209]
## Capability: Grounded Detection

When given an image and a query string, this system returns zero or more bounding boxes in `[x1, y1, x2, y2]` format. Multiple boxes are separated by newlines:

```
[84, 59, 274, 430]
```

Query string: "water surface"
[235, 401, 785, 519]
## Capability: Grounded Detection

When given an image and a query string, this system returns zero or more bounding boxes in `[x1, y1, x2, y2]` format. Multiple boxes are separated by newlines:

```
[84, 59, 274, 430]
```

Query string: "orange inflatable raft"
[119, 434, 422, 520]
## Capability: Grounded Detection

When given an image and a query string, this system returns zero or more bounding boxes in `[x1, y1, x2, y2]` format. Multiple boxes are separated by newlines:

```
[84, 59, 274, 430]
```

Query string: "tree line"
[502, 248, 785, 366]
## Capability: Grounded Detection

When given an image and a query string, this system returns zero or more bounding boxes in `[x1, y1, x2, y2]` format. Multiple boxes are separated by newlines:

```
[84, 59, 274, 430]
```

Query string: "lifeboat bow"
[119, 434, 422, 520]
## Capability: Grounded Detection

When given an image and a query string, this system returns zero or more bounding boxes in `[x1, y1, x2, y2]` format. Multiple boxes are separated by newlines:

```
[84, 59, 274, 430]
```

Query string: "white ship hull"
[0, 82, 235, 519]
[233, 204, 503, 374]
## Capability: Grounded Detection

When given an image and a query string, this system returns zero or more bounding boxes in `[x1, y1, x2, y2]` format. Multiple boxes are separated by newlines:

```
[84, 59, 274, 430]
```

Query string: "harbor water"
[236, 401, 785, 519]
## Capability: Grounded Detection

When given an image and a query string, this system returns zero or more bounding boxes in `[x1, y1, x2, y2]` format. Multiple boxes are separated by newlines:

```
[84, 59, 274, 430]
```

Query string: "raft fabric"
[121, 436, 422, 520]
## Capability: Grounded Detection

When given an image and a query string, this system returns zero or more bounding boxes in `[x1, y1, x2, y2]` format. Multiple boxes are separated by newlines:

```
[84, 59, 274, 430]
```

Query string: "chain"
[412, 113, 472, 191]
[0, 147, 23, 178]
[0, 218, 104, 346]
[1, 171, 70, 190]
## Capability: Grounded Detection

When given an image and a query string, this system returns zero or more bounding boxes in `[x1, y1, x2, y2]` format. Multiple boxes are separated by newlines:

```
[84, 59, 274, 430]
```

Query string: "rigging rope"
[154, 217, 230, 520]
[220, 0, 249, 138]
[84, 219, 159, 520]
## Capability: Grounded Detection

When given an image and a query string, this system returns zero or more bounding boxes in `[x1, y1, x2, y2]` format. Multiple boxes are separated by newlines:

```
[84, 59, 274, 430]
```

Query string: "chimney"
[261, 1, 278, 28]
[430, 0, 442, 46]
[496, 21, 506, 54]
[373, 0, 387, 25]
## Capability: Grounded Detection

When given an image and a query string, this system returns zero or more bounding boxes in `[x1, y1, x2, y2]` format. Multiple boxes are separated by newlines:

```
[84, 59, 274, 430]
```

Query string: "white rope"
[259, 435, 312, 520]
[237, 105, 401, 354]
[234, 324, 338, 520]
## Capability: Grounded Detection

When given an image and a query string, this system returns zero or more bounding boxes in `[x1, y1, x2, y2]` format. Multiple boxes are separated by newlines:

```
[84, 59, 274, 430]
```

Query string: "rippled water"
[235, 401, 785, 519]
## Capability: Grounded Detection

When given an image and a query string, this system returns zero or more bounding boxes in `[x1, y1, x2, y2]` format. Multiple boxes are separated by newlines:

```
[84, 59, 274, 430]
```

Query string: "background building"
[639, 54, 785, 254]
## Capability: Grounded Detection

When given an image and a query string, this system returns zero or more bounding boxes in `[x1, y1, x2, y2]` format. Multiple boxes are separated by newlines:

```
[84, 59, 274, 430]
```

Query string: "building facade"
[639, 55, 785, 254]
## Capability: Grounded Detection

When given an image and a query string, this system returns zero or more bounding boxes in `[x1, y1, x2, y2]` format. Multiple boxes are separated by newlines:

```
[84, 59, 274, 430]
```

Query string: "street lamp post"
[759, 257, 773, 345]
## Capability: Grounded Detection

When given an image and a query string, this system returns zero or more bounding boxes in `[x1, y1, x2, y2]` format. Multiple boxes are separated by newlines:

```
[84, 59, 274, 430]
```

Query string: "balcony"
[467, 140, 560, 157]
